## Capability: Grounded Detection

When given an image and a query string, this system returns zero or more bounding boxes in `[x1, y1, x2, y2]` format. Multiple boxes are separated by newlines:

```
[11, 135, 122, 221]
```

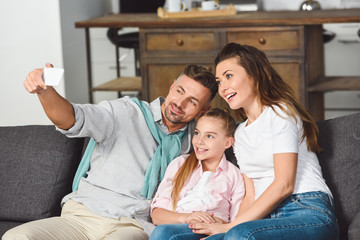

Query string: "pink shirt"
[151, 154, 245, 222]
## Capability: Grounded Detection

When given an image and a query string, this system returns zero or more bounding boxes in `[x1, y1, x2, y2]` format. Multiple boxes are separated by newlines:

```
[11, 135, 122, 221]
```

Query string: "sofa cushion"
[348, 212, 360, 240]
[0, 125, 84, 222]
[317, 112, 360, 239]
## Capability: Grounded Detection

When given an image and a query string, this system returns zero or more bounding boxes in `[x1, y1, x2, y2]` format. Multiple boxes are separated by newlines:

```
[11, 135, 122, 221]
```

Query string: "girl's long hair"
[215, 43, 320, 153]
[171, 108, 236, 211]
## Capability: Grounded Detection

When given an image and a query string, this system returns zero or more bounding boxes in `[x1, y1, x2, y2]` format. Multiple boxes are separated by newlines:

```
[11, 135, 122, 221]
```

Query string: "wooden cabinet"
[225, 26, 307, 103]
[145, 32, 218, 52]
[227, 27, 303, 55]
[140, 25, 324, 120]
[140, 28, 221, 101]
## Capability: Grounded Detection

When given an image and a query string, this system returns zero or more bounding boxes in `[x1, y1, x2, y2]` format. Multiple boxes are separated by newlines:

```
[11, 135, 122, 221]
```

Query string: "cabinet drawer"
[227, 28, 302, 55]
[145, 32, 217, 52]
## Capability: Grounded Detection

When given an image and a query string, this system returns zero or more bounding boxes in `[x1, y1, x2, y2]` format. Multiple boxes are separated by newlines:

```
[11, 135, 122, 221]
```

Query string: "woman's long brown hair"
[215, 43, 320, 153]
[171, 108, 236, 211]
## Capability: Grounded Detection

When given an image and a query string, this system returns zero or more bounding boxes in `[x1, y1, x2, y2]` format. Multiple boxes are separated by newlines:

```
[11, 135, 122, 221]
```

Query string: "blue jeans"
[207, 191, 339, 240]
[150, 223, 207, 240]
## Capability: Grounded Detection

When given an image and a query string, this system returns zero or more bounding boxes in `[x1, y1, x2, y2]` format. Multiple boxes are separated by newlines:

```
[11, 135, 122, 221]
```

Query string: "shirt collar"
[197, 154, 229, 173]
[149, 97, 163, 123]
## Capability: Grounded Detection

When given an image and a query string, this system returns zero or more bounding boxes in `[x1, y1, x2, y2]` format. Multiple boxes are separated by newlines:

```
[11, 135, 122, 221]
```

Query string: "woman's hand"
[213, 216, 227, 224]
[189, 222, 232, 236]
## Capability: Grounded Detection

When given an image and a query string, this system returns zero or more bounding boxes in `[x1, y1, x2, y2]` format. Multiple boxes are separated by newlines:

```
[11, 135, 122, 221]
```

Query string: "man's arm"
[24, 63, 75, 130]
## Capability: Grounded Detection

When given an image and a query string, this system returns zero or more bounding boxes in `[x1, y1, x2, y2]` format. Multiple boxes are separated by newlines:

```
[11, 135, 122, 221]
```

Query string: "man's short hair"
[180, 65, 218, 102]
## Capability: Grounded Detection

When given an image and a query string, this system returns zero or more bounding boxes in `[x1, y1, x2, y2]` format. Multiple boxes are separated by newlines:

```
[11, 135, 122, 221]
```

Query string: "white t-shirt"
[233, 105, 331, 199]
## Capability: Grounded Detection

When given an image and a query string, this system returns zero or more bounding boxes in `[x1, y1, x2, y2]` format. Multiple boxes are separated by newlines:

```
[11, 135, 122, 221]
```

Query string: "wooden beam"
[308, 76, 360, 92]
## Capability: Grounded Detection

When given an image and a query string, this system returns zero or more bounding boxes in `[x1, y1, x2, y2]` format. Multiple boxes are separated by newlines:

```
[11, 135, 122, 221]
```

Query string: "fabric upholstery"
[317, 112, 360, 240]
[348, 212, 360, 240]
[0, 221, 23, 236]
[0, 112, 359, 239]
[0, 125, 84, 223]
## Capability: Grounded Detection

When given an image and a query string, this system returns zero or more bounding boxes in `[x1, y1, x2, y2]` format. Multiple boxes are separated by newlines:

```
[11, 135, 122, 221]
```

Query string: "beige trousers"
[2, 200, 148, 240]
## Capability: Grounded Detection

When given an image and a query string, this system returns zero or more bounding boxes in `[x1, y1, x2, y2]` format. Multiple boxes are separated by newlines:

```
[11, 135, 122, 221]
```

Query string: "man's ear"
[198, 105, 211, 117]
[225, 136, 234, 149]
[170, 79, 176, 90]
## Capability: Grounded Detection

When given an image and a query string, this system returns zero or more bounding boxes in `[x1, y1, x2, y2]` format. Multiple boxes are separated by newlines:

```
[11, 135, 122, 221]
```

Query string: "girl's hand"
[182, 211, 216, 224]
[213, 216, 227, 224]
[189, 222, 232, 236]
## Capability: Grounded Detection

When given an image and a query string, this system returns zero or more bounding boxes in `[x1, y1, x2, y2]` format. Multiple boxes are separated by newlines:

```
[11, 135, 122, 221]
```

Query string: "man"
[3, 64, 217, 240]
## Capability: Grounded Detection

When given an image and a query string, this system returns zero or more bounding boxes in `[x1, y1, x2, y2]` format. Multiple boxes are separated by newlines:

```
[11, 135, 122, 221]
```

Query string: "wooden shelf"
[308, 76, 360, 92]
[92, 77, 141, 92]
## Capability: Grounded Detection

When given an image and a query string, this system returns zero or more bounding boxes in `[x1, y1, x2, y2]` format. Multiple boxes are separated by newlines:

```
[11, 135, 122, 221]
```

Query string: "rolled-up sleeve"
[56, 103, 85, 137]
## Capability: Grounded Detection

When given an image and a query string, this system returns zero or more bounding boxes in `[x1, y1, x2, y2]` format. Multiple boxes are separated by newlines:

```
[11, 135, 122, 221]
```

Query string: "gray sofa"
[0, 113, 359, 239]
[0, 125, 85, 237]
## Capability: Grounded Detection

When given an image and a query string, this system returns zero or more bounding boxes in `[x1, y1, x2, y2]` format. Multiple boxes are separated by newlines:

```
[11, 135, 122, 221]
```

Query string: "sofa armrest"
[349, 212, 360, 240]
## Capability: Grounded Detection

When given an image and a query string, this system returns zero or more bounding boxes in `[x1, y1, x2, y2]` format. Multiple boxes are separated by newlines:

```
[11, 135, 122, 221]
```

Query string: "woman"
[190, 43, 339, 240]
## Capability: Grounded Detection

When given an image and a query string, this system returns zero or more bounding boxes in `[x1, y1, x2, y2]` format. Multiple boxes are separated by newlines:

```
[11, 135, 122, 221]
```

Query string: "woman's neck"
[244, 101, 265, 126]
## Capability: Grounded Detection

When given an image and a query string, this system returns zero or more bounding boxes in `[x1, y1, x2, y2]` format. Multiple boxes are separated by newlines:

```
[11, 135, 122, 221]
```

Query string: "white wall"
[324, 23, 360, 119]
[0, 0, 104, 126]
[59, 0, 105, 104]
[0, 1, 64, 126]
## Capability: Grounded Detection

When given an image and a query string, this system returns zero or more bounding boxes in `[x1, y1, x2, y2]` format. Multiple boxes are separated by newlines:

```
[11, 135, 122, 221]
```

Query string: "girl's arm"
[152, 208, 217, 225]
[151, 156, 219, 225]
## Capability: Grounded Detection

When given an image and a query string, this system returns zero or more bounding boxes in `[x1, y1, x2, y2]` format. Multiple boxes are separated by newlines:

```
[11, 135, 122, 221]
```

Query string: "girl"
[149, 108, 250, 240]
[190, 43, 339, 239]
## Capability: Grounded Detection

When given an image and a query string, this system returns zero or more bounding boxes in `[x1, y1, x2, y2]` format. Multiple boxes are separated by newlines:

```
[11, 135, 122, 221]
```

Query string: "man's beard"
[164, 104, 184, 124]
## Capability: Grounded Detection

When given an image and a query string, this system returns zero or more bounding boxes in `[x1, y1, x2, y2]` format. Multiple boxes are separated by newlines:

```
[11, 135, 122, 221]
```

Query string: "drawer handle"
[176, 39, 184, 46]
[259, 38, 266, 45]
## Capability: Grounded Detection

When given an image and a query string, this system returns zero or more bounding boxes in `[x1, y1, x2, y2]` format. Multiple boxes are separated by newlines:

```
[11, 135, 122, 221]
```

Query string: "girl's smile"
[192, 116, 233, 172]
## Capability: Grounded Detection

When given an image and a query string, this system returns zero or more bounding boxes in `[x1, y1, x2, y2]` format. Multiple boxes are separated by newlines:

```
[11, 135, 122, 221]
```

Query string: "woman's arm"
[228, 153, 297, 227]
[190, 153, 297, 235]
[236, 174, 255, 216]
